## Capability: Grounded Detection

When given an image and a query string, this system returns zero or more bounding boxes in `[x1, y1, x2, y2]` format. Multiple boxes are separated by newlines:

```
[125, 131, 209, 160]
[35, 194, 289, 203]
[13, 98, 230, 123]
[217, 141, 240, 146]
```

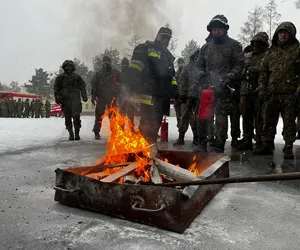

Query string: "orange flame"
[188, 155, 201, 176]
[99, 99, 151, 182]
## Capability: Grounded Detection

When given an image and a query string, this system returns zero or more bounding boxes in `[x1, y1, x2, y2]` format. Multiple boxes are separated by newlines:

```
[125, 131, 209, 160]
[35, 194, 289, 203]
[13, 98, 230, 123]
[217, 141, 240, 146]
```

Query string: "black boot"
[197, 140, 207, 153]
[68, 129, 74, 141]
[254, 142, 274, 155]
[214, 142, 225, 153]
[74, 129, 80, 140]
[173, 133, 185, 146]
[283, 143, 294, 160]
[238, 139, 253, 151]
[94, 132, 101, 140]
[231, 138, 239, 148]
[192, 136, 200, 146]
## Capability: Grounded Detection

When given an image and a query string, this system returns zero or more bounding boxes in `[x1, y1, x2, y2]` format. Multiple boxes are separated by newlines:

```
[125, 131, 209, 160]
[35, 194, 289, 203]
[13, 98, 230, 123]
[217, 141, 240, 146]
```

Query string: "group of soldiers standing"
[53, 15, 300, 161]
[173, 15, 300, 160]
[0, 97, 51, 118]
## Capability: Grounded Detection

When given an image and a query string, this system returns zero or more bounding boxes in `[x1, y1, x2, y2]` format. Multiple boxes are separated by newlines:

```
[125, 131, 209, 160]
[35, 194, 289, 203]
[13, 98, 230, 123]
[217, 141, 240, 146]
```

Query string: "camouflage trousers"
[240, 94, 263, 143]
[62, 102, 82, 131]
[261, 94, 296, 143]
[178, 98, 198, 137]
[215, 97, 240, 145]
[174, 101, 182, 128]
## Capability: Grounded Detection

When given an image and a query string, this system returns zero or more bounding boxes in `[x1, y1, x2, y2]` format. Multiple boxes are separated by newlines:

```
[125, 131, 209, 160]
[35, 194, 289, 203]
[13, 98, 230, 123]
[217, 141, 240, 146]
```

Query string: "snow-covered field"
[0, 115, 299, 154]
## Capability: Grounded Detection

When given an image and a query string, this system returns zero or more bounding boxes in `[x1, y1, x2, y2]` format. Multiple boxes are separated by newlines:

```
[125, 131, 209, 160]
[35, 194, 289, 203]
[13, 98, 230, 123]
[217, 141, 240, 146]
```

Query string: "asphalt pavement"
[1, 138, 300, 250]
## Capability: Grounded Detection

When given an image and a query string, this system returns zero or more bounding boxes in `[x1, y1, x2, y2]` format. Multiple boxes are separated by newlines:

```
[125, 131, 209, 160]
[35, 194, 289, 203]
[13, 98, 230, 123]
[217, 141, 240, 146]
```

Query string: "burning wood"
[123, 173, 138, 184]
[101, 162, 140, 183]
[150, 165, 162, 184]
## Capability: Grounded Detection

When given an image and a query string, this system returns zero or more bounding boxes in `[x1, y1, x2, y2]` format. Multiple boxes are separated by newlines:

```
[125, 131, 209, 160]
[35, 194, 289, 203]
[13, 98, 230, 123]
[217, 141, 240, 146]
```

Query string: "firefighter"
[174, 57, 185, 128]
[54, 60, 88, 140]
[126, 27, 177, 144]
[91, 56, 119, 140]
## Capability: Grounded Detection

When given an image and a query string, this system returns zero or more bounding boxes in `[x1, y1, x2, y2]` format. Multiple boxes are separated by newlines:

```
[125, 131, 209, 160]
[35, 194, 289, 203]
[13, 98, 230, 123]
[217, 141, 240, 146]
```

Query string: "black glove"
[55, 97, 62, 104]
[91, 99, 96, 106]
[82, 97, 88, 102]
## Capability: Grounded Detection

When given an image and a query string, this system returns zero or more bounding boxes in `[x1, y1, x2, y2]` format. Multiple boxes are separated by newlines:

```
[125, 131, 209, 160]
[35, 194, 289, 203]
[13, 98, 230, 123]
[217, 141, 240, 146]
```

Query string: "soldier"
[16, 98, 23, 118]
[30, 99, 35, 118]
[7, 98, 13, 117]
[174, 57, 185, 128]
[126, 27, 177, 143]
[45, 99, 51, 118]
[173, 51, 200, 147]
[1, 96, 9, 117]
[41, 101, 46, 118]
[54, 60, 87, 140]
[196, 15, 244, 153]
[35, 99, 42, 118]
[91, 56, 119, 140]
[119, 57, 135, 126]
[256, 22, 300, 159]
[24, 98, 30, 118]
[239, 32, 269, 151]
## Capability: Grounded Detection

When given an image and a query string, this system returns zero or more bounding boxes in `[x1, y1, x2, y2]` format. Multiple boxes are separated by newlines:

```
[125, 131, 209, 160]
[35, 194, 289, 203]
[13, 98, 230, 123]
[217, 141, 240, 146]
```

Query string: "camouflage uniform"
[24, 99, 30, 118]
[257, 22, 300, 159]
[7, 99, 13, 117]
[127, 27, 177, 143]
[239, 32, 269, 150]
[196, 15, 244, 152]
[54, 60, 87, 140]
[30, 99, 35, 118]
[174, 51, 201, 147]
[119, 57, 135, 125]
[16, 98, 23, 118]
[91, 56, 119, 139]
[35, 99, 42, 118]
[1, 98, 9, 117]
[45, 100, 51, 118]
[174, 58, 185, 128]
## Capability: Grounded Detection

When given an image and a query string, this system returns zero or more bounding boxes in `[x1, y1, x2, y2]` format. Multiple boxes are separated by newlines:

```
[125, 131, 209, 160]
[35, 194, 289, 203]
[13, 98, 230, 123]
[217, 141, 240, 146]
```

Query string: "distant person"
[54, 60, 87, 140]
[45, 99, 51, 118]
[24, 98, 30, 118]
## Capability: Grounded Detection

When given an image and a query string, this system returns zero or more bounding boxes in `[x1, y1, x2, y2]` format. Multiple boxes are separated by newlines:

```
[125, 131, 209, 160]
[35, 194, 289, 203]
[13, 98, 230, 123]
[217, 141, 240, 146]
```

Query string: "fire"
[99, 99, 151, 182]
[188, 155, 201, 176]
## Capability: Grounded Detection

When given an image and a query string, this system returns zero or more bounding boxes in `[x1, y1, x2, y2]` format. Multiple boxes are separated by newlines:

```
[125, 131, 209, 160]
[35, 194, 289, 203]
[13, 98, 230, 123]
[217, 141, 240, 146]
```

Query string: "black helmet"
[102, 55, 112, 64]
[157, 27, 172, 37]
[207, 15, 230, 32]
[177, 57, 185, 64]
[121, 57, 129, 66]
[62, 60, 75, 70]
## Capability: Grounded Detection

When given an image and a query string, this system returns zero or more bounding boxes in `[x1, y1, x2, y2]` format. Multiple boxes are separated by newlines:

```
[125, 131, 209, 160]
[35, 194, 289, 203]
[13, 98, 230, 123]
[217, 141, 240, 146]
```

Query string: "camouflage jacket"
[196, 35, 244, 97]
[178, 50, 201, 98]
[240, 51, 267, 95]
[259, 22, 300, 95]
[91, 68, 119, 102]
[54, 73, 87, 104]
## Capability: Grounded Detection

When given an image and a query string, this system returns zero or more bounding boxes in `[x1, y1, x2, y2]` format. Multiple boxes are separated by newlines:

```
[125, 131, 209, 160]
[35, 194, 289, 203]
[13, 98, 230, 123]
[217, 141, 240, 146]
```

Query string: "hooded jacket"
[258, 22, 300, 95]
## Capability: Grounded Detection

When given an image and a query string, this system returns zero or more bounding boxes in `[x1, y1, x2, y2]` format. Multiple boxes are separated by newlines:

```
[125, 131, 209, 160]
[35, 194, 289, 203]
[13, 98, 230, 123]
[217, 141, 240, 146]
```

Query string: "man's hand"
[91, 99, 96, 106]
[82, 97, 88, 102]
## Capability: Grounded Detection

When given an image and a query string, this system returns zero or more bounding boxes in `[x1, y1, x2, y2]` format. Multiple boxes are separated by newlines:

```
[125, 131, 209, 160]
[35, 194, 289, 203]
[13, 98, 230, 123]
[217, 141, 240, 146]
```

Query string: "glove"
[91, 99, 96, 106]
[179, 95, 187, 104]
[82, 97, 88, 102]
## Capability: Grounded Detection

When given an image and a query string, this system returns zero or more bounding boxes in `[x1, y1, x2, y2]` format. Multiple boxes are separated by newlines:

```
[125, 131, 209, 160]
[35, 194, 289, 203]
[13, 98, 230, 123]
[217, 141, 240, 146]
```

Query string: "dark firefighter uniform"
[174, 57, 185, 128]
[127, 27, 177, 143]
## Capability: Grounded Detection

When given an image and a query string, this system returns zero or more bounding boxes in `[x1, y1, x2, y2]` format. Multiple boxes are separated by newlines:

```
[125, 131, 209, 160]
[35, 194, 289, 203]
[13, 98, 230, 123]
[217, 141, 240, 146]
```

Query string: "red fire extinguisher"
[160, 116, 169, 142]
[198, 85, 215, 120]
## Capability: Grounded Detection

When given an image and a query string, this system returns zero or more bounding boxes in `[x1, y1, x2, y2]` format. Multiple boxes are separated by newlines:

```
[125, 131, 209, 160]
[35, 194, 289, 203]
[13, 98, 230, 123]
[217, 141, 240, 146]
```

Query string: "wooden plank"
[100, 162, 139, 183]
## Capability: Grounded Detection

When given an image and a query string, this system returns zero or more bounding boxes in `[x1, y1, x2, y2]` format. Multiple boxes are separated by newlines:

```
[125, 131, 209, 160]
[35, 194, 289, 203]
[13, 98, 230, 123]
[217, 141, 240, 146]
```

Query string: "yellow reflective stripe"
[172, 80, 177, 85]
[134, 98, 153, 105]
[148, 52, 160, 59]
[130, 95, 153, 105]
[129, 63, 142, 71]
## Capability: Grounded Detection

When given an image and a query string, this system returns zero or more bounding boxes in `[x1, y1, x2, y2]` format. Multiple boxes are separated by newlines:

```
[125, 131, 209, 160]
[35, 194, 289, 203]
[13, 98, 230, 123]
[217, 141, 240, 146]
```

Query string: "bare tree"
[238, 5, 264, 47]
[181, 39, 201, 63]
[124, 33, 142, 58]
[263, 0, 281, 39]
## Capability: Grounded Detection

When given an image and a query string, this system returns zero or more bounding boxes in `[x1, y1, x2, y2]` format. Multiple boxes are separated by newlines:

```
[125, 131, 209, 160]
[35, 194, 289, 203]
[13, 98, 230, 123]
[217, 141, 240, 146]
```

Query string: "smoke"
[65, 0, 179, 62]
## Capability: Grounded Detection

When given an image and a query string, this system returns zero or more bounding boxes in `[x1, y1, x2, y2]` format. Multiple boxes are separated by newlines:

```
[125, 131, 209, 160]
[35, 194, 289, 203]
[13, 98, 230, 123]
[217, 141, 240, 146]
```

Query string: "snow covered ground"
[0, 115, 299, 154]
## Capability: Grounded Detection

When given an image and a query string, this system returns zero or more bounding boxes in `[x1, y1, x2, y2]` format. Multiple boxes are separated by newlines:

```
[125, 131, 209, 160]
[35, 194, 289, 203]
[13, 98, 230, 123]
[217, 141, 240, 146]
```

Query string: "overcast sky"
[0, 0, 299, 84]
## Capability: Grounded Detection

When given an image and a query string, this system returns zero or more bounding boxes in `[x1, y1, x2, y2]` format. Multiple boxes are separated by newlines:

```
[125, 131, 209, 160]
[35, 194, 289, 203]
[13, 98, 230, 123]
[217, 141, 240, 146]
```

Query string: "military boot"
[68, 129, 74, 141]
[238, 138, 253, 151]
[253, 142, 273, 155]
[192, 136, 200, 146]
[173, 133, 185, 146]
[214, 142, 225, 153]
[94, 132, 101, 140]
[74, 129, 80, 140]
[231, 138, 239, 149]
[283, 143, 294, 160]
[197, 140, 208, 153]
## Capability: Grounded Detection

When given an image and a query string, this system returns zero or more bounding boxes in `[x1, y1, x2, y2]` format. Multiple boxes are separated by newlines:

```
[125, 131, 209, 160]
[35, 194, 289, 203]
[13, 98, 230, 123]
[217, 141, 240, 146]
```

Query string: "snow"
[0, 113, 299, 154]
